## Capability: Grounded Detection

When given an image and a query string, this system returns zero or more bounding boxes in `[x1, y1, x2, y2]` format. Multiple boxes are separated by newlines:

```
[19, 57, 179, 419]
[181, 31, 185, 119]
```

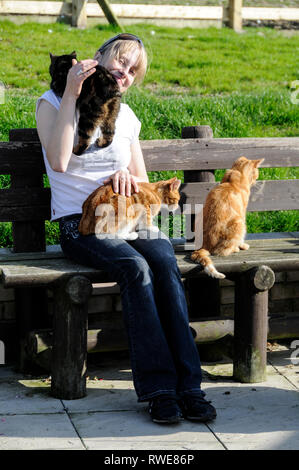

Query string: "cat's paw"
[73, 144, 88, 156]
[191, 251, 201, 263]
[96, 137, 112, 149]
[116, 232, 139, 240]
[95, 233, 110, 239]
[148, 225, 160, 233]
[124, 232, 139, 240]
[239, 243, 250, 250]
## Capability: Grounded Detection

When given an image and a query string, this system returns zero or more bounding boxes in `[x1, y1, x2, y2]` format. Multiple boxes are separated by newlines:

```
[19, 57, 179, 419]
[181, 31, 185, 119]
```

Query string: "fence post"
[228, 0, 243, 32]
[72, 0, 87, 29]
[96, 0, 122, 29]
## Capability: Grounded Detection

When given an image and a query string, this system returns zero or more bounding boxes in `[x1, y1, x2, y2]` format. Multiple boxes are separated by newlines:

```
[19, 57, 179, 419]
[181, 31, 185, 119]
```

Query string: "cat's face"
[158, 177, 181, 211]
[96, 48, 140, 93]
[49, 51, 77, 96]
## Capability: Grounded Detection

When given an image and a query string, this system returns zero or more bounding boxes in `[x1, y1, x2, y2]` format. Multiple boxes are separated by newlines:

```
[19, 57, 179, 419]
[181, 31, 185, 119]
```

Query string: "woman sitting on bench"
[36, 33, 216, 424]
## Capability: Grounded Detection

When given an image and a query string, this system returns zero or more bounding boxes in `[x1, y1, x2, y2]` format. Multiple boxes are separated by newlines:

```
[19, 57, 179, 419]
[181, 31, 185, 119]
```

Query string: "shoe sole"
[152, 416, 184, 424]
[184, 413, 217, 422]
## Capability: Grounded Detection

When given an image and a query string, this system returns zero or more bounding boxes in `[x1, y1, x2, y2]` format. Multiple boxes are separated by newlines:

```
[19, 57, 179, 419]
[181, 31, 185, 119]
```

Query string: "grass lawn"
[0, 21, 298, 245]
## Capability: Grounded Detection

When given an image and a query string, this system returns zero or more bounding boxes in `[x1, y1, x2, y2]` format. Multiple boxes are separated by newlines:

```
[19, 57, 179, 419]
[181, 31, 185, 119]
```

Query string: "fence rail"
[0, 1, 299, 29]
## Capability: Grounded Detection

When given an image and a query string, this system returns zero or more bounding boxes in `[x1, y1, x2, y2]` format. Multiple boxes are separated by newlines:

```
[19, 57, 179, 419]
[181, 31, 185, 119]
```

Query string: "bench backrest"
[1, 128, 299, 252]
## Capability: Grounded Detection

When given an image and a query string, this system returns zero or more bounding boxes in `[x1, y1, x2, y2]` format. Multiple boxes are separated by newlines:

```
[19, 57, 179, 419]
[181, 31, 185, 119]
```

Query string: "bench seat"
[1, 235, 298, 287]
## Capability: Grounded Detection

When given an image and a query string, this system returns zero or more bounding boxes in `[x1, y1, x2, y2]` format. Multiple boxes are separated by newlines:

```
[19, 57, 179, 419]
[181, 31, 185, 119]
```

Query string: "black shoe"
[148, 395, 183, 424]
[179, 395, 217, 422]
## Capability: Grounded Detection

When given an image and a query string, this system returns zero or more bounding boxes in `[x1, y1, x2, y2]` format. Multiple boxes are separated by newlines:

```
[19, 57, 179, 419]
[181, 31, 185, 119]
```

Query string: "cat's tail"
[191, 249, 226, 279]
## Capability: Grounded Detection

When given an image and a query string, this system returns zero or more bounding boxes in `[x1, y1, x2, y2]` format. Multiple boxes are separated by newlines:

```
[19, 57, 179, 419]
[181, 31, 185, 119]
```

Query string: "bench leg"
[233, 265, 275, 383]
[51, 275, 93, 400]
[15, 286, 49, 373]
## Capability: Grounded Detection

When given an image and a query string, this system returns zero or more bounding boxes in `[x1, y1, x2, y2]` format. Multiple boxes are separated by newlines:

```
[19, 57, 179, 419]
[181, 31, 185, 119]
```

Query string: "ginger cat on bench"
[191, 156, 264, 279]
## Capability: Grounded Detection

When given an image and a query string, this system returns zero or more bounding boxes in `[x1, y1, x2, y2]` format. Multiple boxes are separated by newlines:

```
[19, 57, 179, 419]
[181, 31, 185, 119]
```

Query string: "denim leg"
[131, 230, 203, 397]
[59, 218, 179, 402]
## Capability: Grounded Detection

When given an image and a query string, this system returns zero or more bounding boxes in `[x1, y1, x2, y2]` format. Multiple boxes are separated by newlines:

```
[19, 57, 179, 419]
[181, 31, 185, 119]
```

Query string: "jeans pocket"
[59, 218, 81, 242]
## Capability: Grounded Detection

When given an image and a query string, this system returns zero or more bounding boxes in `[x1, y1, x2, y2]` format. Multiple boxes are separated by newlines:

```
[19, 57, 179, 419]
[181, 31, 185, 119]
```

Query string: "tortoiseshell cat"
[191, 156, 264, 279]
[78, 177, 181, 240]
[49, 51, 121, 155]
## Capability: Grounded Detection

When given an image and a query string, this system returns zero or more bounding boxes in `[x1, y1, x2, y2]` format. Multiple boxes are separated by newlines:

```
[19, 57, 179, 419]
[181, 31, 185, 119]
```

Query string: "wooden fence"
[0, 0, 299, 30]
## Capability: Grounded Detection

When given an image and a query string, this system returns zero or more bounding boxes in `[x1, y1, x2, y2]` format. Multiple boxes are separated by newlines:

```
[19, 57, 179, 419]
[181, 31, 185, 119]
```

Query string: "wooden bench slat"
[0, 141, 44, 174]
[0, 188, 51, 221]
[0, 187, 51, 207]
[179, 179, 299, 212]
[0, 206, 51, 222]
[141, 137, 299, 171]
[1, 136, 299, 173]
[1, 237, 298, 287]
[0, 236, 296, 261]
[0, 179, 297, 223]
[9, 128, 40, 142]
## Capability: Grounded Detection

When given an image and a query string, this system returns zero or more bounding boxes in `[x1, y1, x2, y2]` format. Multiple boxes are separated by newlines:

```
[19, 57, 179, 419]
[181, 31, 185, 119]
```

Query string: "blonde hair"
[95, 39, 147, 86]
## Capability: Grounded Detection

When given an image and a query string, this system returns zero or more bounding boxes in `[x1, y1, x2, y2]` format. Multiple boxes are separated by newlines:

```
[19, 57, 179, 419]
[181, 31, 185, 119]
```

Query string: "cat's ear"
[222, 169, 233, 182]
[169, 177, 181, 191]
[70, 51, 77, 58]
[254, 158, 264, 168]
[221, 169, 241, 184]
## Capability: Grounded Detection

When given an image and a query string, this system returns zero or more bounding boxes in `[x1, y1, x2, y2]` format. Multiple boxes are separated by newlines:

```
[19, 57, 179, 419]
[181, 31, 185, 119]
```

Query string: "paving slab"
[267, 342, 299, 389]
[0, 413, 84, 450]
[0, 379, 63, 415]
[200, 348, 299, 450]
[70, 410, 223, 450]
[207, 400, 299, 451]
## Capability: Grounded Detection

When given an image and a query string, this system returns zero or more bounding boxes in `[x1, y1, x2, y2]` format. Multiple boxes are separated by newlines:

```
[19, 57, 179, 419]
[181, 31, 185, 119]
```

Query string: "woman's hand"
[65, 58, 98, 99]
[103, 169, 139, 197]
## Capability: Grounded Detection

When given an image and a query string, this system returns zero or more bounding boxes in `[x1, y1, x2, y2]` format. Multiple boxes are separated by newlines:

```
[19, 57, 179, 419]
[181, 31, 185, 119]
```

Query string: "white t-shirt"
[36, 90, 141, 221]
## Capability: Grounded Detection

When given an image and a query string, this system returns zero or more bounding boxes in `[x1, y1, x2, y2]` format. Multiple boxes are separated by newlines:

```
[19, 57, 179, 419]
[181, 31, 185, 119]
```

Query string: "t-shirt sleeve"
[35, 90, 61, 122]
[123, 104, 141, 143]
[132, 115, 141, 142]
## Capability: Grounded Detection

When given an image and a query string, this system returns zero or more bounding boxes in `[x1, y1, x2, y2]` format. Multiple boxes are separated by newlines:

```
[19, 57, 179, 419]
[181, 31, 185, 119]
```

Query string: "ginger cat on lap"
[191, 156, 264, 279]
[79, 177, 181, 240]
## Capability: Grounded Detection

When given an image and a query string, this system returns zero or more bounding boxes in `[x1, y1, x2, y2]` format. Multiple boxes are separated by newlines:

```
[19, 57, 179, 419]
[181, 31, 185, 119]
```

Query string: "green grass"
[0, 21, 298, 246]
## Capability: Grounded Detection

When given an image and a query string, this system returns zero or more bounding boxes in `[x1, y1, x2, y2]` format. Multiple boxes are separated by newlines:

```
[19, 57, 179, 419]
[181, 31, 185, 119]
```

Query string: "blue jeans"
[59, 214, 204, 402]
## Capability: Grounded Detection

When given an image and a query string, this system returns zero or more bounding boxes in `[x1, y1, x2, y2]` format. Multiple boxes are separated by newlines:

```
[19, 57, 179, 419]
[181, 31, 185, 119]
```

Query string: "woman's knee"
[115, 255, 154, 287]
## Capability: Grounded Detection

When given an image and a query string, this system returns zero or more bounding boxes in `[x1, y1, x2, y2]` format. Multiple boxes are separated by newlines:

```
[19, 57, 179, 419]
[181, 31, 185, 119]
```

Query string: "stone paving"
[0, 341, 298, 450]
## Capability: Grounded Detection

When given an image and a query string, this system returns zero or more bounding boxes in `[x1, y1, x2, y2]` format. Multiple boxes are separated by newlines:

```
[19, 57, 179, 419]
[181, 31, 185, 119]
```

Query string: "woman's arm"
[36, 95, 77, 172]
[36, 58, 98, 172]
[128, 139, 149, 183]
[104, 139, 149, 196]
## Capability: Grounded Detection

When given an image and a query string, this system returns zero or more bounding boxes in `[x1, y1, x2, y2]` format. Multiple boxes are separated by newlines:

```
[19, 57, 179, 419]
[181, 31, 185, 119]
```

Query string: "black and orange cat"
[49, 51, 121, 155]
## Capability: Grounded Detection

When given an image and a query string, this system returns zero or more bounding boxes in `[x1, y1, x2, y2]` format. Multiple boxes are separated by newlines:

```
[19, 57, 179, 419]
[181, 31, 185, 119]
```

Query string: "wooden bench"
[0, 126, 298, 400]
